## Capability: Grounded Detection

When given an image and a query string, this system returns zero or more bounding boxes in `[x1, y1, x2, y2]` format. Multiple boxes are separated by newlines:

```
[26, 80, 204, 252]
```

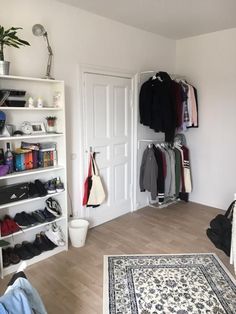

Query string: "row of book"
[14, 142, 58, 171]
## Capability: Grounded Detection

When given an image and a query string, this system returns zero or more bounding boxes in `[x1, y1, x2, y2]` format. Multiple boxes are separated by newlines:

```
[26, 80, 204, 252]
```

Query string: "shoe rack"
[0, 75, 68, 278]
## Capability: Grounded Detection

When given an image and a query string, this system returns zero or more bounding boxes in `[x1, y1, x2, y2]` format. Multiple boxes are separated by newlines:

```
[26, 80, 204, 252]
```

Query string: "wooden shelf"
[0, 133, 64, 141]
[0, 165, 64, 181]
[0, 191, 65, 210]
[0, 216, 66, 240]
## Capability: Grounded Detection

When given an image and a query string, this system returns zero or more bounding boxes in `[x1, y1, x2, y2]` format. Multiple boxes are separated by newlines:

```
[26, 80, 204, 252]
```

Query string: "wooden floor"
[0, 202, 234, 313]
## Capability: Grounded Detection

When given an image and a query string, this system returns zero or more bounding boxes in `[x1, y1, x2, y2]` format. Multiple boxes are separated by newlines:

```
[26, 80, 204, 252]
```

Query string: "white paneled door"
[84, 73, 132, 227]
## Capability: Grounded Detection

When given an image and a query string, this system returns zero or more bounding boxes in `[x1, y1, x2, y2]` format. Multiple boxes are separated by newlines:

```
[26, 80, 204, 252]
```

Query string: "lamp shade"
[32, 24, 46, 36]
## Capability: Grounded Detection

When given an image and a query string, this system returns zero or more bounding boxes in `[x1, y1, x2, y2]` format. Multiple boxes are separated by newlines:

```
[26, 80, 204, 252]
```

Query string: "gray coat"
[139, 147, 158, 200]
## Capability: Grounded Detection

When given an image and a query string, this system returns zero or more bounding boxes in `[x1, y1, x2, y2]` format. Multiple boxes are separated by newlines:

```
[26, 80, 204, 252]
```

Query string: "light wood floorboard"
[0, 201, 234, 313]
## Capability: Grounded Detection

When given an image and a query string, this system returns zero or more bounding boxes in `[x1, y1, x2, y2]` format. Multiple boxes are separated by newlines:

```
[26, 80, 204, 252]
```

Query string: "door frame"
[78, 64, 138, 219]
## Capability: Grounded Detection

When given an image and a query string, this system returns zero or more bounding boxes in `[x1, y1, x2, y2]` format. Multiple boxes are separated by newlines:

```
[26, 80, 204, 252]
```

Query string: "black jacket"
[139, 72, 176, 142]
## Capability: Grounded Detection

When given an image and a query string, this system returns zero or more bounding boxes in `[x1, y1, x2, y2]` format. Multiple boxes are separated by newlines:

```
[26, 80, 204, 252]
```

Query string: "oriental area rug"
[103, 253, 236, 314]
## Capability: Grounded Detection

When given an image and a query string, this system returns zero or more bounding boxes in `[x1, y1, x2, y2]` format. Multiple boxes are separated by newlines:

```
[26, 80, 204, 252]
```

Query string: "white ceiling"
[56, 0, 236, 39]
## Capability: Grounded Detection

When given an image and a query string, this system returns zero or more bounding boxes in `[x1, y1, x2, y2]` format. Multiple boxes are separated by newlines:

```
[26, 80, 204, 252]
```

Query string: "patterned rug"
[103, 253, 236, 314]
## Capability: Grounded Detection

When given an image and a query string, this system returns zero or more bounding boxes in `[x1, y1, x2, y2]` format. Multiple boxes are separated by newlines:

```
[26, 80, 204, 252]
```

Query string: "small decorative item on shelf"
[46, 116, 57, 133]
[53, 92, 61, 108]
[0, 25, 30, 75]
[31, 122, 46, 134]
[28, 97, 34, 108]
[37, 97, 43, 108]
[21, 121, 33, 135]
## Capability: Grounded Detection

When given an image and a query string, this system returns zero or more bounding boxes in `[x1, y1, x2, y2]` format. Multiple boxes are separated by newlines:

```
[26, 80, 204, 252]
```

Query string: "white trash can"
[69, 219, 89, 248]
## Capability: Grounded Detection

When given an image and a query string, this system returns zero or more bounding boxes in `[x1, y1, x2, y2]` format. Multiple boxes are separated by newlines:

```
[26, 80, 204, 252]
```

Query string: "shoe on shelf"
[33, 234, 49, 252]
[56, 177, 64, 193]
[34, 179, 47, 197]
[1, 219, 11, 237]
[2, 249, 11, 268]
[31, 210, 46, 223]
[47, 180, 56, 194]
[25, 212, 38, 226]
[1, 216, 20, 236]
[14, 243, 34, 260]
[42, 208, 57, 222]
[22, 241, 41, 257]
[29, 182, 39, 198]
[14, 212, 30, 229]
[46, 198, 62, 217]
[40, 231, 57, 250]
[45, 223, 65, 247]
[6, 247, 21, 265]
[14, 212, 38, 229]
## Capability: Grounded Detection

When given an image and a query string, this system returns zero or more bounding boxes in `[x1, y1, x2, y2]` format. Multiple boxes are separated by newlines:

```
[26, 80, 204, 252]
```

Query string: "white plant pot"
[0, 61, 10, 75]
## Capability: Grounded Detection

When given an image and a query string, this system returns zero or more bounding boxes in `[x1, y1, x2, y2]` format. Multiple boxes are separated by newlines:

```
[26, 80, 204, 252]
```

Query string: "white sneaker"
[45, 223, 65, 246]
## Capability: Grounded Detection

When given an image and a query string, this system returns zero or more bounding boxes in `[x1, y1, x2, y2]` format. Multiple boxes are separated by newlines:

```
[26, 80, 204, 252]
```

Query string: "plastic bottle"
[5, 142, 14, 173]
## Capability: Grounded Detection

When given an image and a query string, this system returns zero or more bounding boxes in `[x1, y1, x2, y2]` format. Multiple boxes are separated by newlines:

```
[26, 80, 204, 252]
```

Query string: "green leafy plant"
[0, 26, 30, 61]
[46, 116, 57, 121]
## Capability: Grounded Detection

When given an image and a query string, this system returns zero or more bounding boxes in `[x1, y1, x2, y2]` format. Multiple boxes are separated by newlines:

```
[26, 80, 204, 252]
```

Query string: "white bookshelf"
[0, 75, 68, 278]
[0, 133, 64, 142]
[0, 165, 64, 180]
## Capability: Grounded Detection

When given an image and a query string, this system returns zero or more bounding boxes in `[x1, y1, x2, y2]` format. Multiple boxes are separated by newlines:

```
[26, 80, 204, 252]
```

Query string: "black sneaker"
[33, 234, 49, 252]
[14, 212, 38, 228]
[31, 210, 46, 223]
[2, 249, 11, 268]
[46, 198, 61, 217]
[42, 207, 57, 222]
[25, 212, 38, 226]
[29, 182, 39, 198]
[14, 212, 30, 228]
[14, 243, 34, 260]
[40, 231, 57, 250]
[22, 241, 41, 257]
[35, 180, 47, 197]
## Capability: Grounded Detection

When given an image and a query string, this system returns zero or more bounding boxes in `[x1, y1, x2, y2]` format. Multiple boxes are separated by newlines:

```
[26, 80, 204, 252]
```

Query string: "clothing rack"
[138, 70, 186, 83]
[138, 139, 164, 149]
[138, 139, 180, 209]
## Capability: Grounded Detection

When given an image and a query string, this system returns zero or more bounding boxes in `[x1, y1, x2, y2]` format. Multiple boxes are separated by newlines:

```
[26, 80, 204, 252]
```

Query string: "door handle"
[85, 146, 100, 154]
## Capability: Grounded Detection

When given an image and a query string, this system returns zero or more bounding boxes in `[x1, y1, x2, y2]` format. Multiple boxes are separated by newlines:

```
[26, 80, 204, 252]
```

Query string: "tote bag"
[82, 156, 92, 206]
[87, 156, 105, 206]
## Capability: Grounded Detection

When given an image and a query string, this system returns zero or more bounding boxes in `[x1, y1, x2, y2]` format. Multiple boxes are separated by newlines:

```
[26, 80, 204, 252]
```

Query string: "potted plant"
[46, 116, 57, 133]
[0, 26, 30, 75]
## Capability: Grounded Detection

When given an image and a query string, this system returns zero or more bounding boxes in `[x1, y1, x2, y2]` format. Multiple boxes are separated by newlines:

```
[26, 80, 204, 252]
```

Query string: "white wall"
[176, 28, 236, 210]
[0, 0, 176, 216]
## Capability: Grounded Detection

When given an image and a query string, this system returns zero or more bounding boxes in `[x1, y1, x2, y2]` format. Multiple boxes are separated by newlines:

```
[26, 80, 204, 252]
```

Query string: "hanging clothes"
[152, 146, 165, 203]
[139, 71, 198, 141]
[139, 134, 192, 205]
[139, 72, 176, 142]
[139, 147, 158, 200]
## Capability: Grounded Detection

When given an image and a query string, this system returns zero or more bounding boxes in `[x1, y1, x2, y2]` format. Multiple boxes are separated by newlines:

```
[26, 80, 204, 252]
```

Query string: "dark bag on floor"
[206, 200, 235, 256]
